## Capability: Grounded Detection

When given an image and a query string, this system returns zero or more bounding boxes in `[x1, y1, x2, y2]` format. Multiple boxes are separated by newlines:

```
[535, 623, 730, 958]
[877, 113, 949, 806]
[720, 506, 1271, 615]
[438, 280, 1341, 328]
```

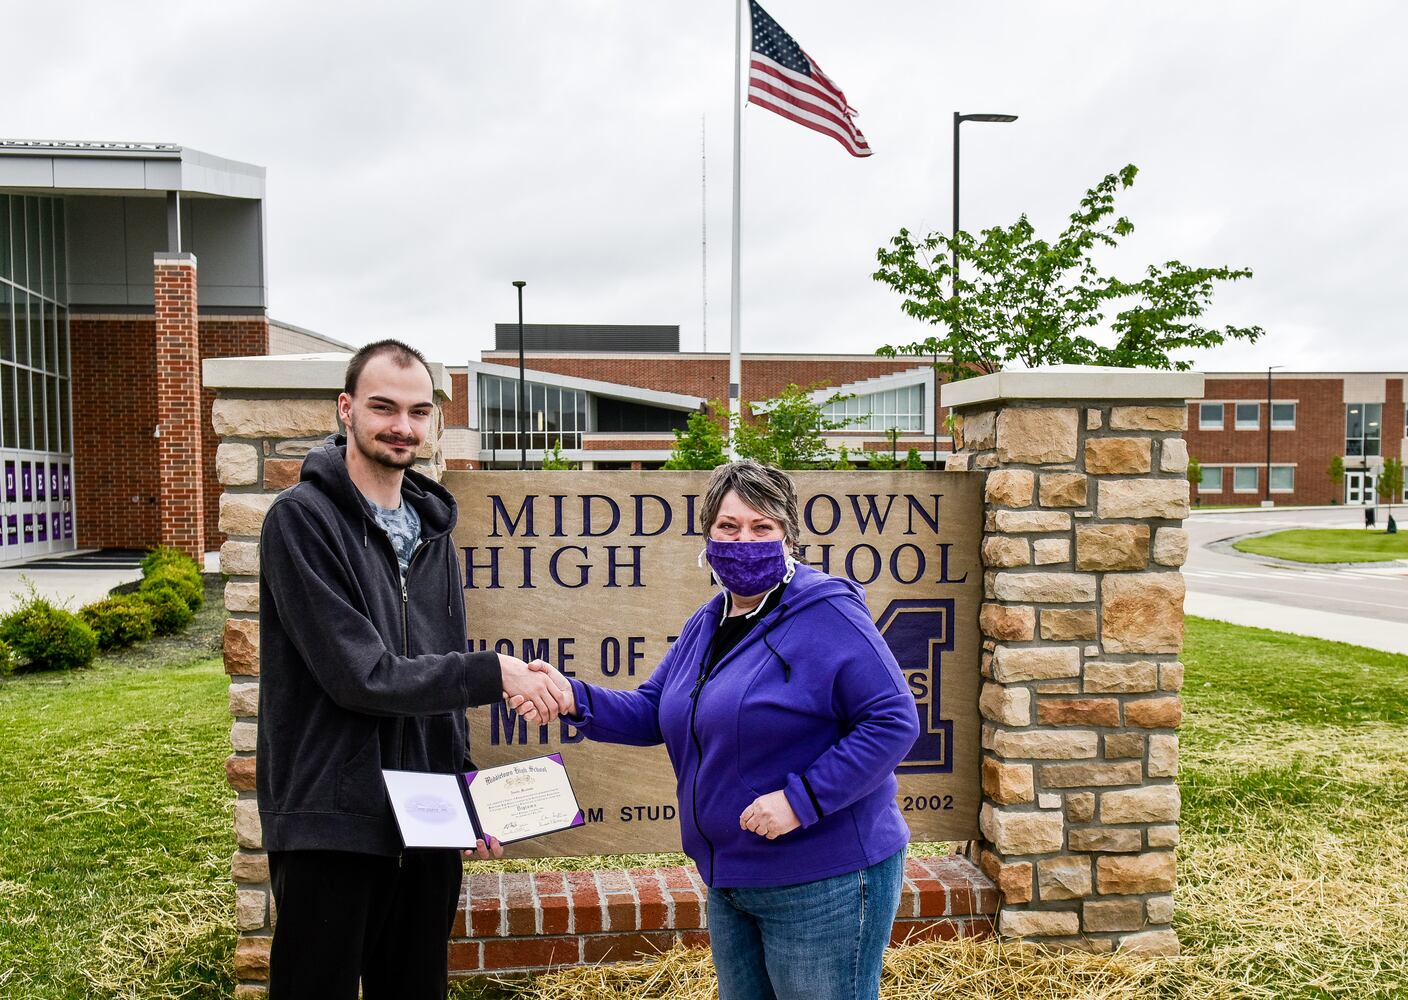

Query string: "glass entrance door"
[1346, 471, 1376, 506]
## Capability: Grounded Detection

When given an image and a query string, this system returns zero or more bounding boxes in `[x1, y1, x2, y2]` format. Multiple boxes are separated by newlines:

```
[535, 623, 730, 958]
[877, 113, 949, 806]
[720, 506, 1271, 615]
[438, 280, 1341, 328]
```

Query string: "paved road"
[1184, 505, 1408, 653]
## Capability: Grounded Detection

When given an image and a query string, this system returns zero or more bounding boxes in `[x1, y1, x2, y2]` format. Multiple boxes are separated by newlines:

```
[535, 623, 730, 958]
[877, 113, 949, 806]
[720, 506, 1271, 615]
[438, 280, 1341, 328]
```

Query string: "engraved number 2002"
[902, 794, 954, 812]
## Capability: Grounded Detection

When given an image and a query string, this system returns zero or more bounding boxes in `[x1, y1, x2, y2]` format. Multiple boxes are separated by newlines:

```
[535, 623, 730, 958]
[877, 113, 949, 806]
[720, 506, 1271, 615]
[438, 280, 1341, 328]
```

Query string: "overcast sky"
[6, 1, 1406, 373]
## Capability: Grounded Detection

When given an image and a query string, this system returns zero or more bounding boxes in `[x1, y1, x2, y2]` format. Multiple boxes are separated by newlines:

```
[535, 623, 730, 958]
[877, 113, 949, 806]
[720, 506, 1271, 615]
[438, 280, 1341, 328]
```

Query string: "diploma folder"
[382, 753, 586, 849]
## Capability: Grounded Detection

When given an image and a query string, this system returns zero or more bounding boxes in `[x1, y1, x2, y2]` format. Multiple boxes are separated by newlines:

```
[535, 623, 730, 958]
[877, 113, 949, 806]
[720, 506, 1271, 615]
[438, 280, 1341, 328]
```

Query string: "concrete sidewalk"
[0, 550, 144, 615]
[1185, 591, 1408, 656]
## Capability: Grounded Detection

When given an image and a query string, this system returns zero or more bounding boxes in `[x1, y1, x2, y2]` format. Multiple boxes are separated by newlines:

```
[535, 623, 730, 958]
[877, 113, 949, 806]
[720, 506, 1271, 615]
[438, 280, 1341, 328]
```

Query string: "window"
[1199, 466, 1223, 492]
[1234, 403, 1260, 430]
[1270, 402, 1296, 429]
[1346, 403, 1382, 457]
[1199, 402, 1224, 430]
[1234, 467, 1259, 492]
[1270, 466, 1295, 492]
[821, 384, 924, 431]
[478, 374, 587, 452]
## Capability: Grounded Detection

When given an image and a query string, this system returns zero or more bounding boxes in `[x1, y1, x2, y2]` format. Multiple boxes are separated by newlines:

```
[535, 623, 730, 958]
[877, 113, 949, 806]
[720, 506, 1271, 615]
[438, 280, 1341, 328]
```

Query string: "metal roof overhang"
[0, 140, 265, 200]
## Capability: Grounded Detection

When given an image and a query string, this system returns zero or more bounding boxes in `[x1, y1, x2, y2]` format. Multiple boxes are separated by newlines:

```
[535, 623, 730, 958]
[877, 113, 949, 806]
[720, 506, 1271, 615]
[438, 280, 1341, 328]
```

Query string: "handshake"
[497, 654, 576, 723]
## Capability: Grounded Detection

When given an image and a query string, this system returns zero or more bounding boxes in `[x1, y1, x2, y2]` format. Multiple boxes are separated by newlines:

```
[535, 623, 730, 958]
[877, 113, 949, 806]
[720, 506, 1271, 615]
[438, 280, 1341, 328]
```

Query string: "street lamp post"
[945, 111, 1018, 469]
[1264, 364, 1283, 505]
[513, 280, 527, 471]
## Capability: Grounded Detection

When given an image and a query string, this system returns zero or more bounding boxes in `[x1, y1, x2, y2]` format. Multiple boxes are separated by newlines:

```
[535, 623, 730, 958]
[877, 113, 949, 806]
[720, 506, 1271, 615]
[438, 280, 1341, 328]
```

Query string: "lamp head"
[960, 113, 1018, 123]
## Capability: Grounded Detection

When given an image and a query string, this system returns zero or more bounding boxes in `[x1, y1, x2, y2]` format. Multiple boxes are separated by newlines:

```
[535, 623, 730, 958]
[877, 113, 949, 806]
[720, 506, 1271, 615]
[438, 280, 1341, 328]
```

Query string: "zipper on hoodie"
[397, 540, 431, 769]
[366, 511, 428, 770]
[686, 594, 793, 884]
[687, 654, 718, 885]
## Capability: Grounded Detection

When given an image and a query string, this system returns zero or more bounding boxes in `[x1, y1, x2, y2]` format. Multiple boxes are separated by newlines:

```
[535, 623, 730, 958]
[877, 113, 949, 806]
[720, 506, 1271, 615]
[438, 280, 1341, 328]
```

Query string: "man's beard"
[348, 417, 419, 470]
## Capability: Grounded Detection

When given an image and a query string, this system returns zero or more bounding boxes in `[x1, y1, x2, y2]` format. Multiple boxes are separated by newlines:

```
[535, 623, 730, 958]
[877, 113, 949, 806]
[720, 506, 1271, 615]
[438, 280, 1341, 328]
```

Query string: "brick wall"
[445, 371, 469, 427]
[154, 257, 204, 559]
[68, 312, 268, 553]
[450, 859, 995, 976]
[1185, 377, 1343, 505]
[70, 315, 161, 549]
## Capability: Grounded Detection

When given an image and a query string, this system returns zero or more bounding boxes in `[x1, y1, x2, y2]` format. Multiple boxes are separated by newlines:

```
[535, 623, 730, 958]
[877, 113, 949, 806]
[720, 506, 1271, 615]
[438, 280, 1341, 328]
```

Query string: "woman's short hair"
[699, 460, 801, 553]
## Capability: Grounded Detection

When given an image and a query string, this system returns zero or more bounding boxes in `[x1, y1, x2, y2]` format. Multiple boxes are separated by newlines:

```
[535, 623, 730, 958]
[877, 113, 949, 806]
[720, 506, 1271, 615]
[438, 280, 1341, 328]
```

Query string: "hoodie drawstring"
[761, 605, 793, 682]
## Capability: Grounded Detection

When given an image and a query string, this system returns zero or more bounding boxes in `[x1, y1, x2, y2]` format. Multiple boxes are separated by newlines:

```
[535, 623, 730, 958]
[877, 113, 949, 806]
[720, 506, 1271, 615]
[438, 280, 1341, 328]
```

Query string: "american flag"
[747, 1, 871, 157]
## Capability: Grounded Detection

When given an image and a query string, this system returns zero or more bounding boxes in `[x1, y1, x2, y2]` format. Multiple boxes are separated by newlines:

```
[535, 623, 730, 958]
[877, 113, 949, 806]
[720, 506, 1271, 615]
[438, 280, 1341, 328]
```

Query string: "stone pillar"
[203, 354, 449, 997]
[154, 253, 204, 559]
[943, 367, 1202, 956]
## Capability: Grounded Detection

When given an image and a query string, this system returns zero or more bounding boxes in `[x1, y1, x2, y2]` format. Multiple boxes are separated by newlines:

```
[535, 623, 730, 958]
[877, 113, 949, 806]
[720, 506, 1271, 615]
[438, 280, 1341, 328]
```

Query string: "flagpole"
[727, 0, 744, 459]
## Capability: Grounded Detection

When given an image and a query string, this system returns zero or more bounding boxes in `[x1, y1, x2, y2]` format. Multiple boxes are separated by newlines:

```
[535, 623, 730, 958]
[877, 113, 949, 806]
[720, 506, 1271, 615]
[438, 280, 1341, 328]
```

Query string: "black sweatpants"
[267, 849, 463, 1000]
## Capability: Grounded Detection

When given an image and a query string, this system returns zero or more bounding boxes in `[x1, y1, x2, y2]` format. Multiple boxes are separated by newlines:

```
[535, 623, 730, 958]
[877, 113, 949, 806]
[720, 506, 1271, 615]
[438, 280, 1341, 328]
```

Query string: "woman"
[514, 460, 919, 1000]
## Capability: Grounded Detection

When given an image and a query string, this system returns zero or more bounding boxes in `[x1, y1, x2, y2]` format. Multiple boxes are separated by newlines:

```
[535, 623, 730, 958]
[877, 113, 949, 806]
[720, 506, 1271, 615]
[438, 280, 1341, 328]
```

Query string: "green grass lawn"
[2, 602, 1406, 998]
[1233, 527, 1408, 563]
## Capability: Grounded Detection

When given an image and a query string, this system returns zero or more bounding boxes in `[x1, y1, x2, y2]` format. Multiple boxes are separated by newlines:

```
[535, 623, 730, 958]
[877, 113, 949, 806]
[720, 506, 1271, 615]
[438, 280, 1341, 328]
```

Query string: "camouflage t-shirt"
[365, 495, 422, 578]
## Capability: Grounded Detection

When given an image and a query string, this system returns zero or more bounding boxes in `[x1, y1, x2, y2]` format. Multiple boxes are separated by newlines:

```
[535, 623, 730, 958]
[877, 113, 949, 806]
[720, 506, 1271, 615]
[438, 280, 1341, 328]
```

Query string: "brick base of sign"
[448, 857, 997, 977]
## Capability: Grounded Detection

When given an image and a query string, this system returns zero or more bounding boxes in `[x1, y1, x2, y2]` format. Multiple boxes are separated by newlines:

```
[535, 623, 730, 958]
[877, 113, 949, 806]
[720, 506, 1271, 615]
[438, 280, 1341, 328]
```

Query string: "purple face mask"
[704, 538, 792, 597]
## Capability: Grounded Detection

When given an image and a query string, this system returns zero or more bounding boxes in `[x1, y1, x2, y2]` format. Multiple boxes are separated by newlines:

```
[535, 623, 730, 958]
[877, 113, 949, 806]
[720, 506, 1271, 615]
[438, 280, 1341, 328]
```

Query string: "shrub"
[140, 567, 203, 612]
[79, 596, 156, 652]
[140, 545, 200, 578]
[0, 639, 14, 677]
[136, 586, 196, 636]
[0, 594, 98, 671]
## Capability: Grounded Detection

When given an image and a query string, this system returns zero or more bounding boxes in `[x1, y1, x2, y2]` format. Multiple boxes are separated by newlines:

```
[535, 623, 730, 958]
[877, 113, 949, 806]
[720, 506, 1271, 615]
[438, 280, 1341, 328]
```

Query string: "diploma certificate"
[381, 770, 479, 849]
[383, 755, 585, 849]
[463, 753, 586, 846]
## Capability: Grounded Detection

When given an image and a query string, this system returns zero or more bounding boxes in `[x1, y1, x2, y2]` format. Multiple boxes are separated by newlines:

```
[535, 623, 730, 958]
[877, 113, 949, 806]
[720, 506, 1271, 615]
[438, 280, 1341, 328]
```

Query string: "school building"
[2, 138, 1402, 568]
[441, 328, 1406, 509]
[1186, 373, 1405, 506]
[0, 139, 346, 569]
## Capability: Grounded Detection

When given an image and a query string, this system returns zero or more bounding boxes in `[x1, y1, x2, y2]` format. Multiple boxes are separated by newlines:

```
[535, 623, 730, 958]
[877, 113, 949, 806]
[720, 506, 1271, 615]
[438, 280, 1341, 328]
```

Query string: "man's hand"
[740, 790, 801, 840]
[498, 654, 570, 723]
[464, 836, 504, 861]
[511, 660, 575, 723]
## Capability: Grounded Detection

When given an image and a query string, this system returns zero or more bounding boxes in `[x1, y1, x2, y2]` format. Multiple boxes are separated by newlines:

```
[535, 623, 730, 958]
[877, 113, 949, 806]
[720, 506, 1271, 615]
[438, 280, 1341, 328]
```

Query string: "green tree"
[663, 408, 728, 470]
[904, 448, 926, 470]
[735, 384, 853, 469]
[1380, 457, 1404, 507]
[865, 449, 900, 470]
[540, 439, 575, 470]
[1187, 456, 1203, 505]
[831, 444, 856, 470]
[1328, 455, 1345, 503]
[873, 164, 1264, 380]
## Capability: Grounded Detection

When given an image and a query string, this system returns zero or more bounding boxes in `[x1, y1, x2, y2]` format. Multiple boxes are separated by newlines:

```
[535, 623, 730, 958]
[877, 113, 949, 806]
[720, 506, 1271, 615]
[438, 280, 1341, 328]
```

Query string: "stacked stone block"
[946, 384, 1195, 956]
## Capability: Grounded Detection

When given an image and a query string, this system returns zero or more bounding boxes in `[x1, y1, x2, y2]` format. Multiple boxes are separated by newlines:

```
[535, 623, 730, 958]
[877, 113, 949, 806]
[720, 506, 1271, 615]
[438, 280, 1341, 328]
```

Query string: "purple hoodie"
[567, 564, 919, 888]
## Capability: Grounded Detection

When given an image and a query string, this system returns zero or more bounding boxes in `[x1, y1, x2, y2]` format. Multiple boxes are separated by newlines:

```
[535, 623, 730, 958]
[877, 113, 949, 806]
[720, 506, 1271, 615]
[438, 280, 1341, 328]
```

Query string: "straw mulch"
[470, 719, 1408, 1000]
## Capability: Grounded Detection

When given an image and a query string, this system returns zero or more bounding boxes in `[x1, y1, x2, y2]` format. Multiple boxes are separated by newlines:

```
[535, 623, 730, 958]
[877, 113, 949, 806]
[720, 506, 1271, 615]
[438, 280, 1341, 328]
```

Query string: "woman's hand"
[740, 790, 800, 840]
[508, 660, 575, 722]
[464, 836, 503, 861]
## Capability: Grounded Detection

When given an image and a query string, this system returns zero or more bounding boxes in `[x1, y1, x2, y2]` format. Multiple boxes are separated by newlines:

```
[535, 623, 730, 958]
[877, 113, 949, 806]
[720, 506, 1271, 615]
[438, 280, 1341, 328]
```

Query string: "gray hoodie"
[255, 436, 501, 855]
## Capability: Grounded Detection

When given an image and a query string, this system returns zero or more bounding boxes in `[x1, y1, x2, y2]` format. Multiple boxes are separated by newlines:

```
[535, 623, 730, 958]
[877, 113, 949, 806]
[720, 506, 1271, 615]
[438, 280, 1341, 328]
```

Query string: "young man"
[256, 340, 569, 998]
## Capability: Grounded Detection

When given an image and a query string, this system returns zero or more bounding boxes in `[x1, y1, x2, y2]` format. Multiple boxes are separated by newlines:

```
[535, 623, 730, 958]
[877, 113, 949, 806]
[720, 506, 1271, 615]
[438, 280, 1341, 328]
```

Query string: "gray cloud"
[5, 1, 1405, 373]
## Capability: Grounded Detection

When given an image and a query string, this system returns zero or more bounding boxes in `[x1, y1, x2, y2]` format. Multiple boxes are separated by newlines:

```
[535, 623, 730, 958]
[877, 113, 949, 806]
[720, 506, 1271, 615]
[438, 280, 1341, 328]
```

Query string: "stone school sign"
[446, 470, 984, 853]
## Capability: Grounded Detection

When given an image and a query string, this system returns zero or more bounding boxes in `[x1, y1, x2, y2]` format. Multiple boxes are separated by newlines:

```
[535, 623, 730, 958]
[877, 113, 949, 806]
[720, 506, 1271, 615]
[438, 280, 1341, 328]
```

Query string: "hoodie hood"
[300, 434, 457, 540]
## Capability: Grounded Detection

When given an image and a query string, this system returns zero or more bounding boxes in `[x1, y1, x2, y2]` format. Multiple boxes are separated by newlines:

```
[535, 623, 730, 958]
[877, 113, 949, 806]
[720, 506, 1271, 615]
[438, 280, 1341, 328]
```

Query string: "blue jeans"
[707, 848, 906, 1000]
